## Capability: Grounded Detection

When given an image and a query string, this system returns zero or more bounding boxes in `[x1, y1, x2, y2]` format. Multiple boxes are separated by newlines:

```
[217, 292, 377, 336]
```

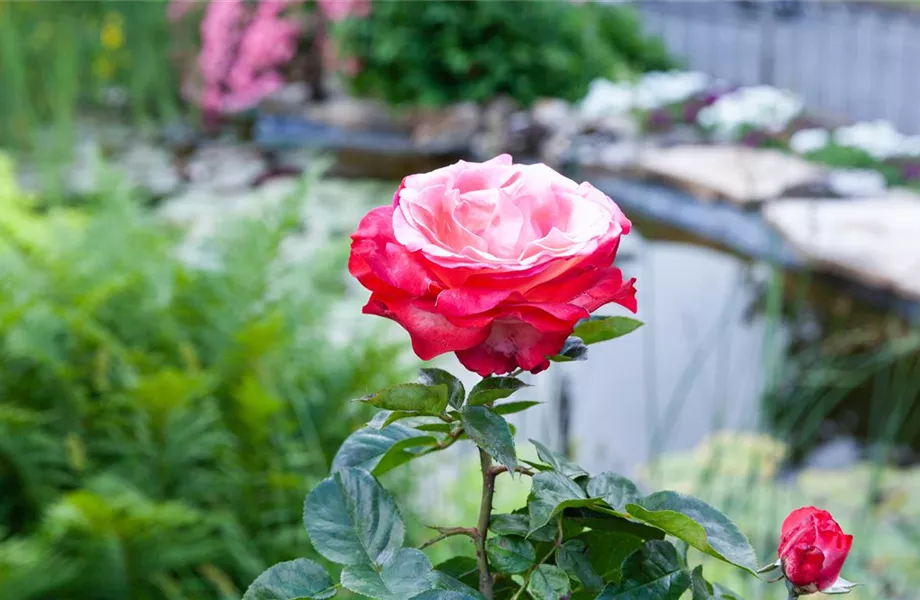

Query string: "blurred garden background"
[0, 1, 918, 599]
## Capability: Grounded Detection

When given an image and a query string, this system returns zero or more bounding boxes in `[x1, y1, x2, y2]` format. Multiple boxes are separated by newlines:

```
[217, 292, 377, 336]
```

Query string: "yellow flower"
[93, 55, 115, 80]
[100, 20, 124, 51]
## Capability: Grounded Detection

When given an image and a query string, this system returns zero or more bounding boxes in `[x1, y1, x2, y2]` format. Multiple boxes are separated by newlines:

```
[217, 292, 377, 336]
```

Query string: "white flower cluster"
[788, 128, 830, 155]
[788, 121, 920, 160]
[579, 68, 920, 165]
[832, 120, 920, 160]
[578, 71, 710, 123]
[696, 86, 803, 139]
[632, 71, 710, 110]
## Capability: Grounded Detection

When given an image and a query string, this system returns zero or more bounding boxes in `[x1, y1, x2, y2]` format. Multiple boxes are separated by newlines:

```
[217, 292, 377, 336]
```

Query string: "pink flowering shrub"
[315, 0, 371, 78]
[316, 0, 371, 22]
[172, 0, 303, 119]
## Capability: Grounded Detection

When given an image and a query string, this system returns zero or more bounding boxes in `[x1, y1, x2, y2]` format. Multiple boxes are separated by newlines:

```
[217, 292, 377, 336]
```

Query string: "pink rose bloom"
[778, 506, 854, 594]
[348, 155, 637, 376]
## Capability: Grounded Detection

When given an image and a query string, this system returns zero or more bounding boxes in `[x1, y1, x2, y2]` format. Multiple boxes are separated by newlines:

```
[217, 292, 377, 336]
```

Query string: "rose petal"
[816, 533, 853, 591]
[455, 319, 569, 376]
[778, 516, 818, 559]
[349, 205, 438, 298]
[436, 288, 518, 318]
[364, 296, 489, 360]
[781, 507, 830, 540]
[784, 545, 826, 587]
[571, 269, 638, 313]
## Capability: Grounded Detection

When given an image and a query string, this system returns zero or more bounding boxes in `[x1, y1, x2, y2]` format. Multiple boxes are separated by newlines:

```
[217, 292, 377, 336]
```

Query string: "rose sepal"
[820, 576, 860, 594]
[756, 559, 781, 574]
[784, 574, 859, 597]
[756, 559, 784, 583]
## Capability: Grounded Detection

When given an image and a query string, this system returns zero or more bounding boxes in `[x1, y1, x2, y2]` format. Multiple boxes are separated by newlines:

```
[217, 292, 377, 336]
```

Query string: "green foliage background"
[0, 0, 181, 149]
[331, 1, 673, 108]
[0, 156, 410, 600]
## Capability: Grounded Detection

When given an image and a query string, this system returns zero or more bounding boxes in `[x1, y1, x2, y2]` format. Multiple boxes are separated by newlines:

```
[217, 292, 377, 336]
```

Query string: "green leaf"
[493, 400, 541, 415]
[434, 557, 478, 582]
[691, 566, 712, 600]
[489, 513, 529, 538]
[690, 566, 742, 599]
[341, 548, 434, 600]
[242, 559, 336, 600]
[528, 471, 598, 532]
[573, 316, 643, 345]
[527, 564, 571, 600]
[555, 539, 603, 591]
[595, 540, 690, 599]
[409, 592, 480, 600]
[363, 383, 449, 414]
[419, 368, 466, 409]
[625, 492, 759, 573]
[530, 439, 588, 479]
[304, 467, 404, 566]
[331, 424, 437, 476]
[521, 460, 553, 473]
[551, 336, 588, 362]
[415, 422, 454, 433]
[460, 405, 516, 472]
[373, 436, 440, 474]
[431, 557, 485, 598]
[430, 571, 485, 599]
[565, 508, 665, 541]
[586, 472, 641, 512]
[380, 410, 420, 428]
[486, 535, 536, 574]
[577, 531, 645, 583]
[467, 376, 528, 406]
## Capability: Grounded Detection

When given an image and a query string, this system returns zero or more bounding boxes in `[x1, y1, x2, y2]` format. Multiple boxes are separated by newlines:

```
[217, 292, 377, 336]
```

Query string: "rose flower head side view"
[243, 158, 859, 600]
[759, 506, 858, 598]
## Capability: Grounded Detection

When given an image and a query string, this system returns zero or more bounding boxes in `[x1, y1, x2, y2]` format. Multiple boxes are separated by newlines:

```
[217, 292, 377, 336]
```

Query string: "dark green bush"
[591, 2, 675, 74]
[331, 0, 674, 108]
[0, 161, 410, 599]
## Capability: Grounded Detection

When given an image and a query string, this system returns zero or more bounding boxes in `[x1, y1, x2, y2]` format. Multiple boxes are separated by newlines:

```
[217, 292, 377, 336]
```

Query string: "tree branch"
[476, 448, 496, 599]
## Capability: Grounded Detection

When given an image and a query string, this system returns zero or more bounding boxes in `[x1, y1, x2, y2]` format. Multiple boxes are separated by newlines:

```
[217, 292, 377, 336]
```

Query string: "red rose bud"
[777, 506, 854, 595]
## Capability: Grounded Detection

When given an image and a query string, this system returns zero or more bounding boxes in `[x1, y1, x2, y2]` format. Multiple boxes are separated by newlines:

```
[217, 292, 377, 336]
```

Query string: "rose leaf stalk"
[476, 447, 496, 599]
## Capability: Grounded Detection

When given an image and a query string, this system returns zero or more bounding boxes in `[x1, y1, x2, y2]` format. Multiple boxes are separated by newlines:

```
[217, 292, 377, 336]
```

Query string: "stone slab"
[588, 174, 801, 267]
[578, 173, 920, 321]
[764, 190, 920, 301]
[633, 145, 825, 205]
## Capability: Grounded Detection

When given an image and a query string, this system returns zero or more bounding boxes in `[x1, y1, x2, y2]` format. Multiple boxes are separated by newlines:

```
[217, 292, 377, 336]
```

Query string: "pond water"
[504, 223, 777, 476]
[479, 217, 916, 476]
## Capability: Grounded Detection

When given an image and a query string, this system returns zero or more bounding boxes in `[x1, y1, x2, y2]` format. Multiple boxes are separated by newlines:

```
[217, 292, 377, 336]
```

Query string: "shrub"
[330, 1, 674, 107]
[0, 157, 411, 599]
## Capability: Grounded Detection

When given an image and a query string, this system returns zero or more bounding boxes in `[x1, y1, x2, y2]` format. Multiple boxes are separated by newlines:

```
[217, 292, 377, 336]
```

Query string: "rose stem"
[476, 448, 496, 599]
